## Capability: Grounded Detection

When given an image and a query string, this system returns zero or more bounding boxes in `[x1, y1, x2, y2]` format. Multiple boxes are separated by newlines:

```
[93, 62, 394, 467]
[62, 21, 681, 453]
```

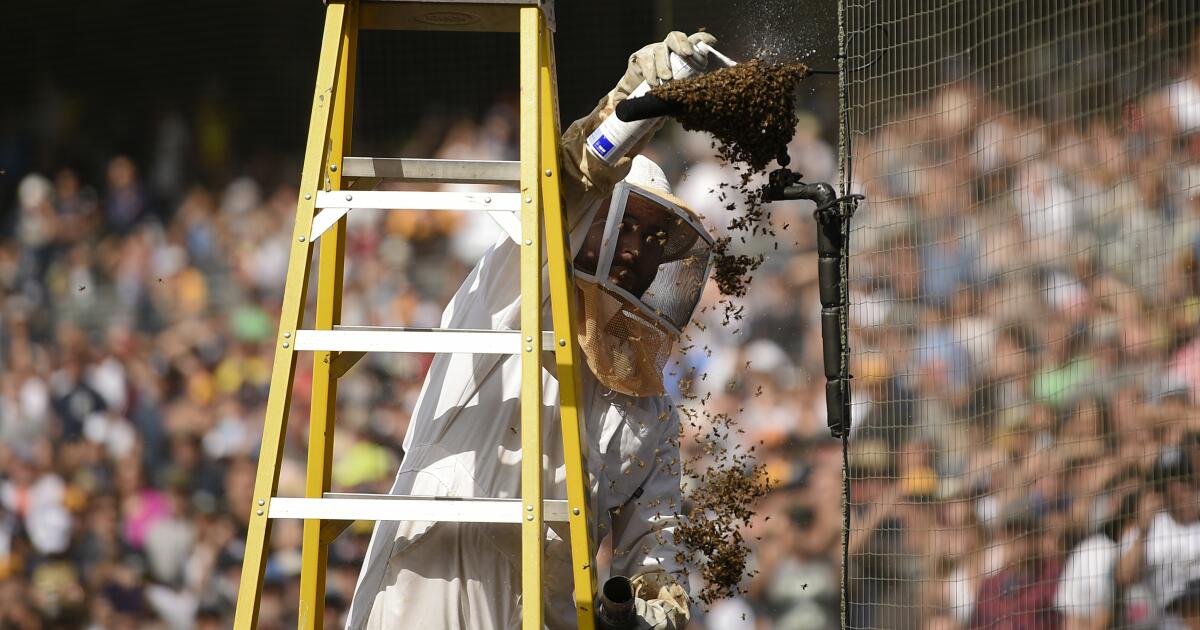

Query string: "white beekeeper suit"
[346, 31, 717, 630]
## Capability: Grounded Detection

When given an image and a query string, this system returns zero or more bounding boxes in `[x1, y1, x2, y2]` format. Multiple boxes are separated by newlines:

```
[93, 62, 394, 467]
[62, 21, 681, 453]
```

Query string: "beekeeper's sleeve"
[559, 60, 664, 228]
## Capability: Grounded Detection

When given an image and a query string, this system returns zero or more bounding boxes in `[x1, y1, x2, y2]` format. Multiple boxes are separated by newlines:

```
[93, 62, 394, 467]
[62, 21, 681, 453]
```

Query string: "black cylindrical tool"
[596, 576, 637, 630]
[614, 94, 680, 123]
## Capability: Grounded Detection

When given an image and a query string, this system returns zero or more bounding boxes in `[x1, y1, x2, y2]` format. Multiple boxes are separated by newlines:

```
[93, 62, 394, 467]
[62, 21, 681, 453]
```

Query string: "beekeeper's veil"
[574, 156, 715, 397]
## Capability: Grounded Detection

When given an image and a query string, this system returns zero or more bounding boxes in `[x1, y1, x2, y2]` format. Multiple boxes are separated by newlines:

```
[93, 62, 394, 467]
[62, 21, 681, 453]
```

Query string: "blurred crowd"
[4, 25, 1200, 630]
[832, 28, 1200, 630]
[0, 82, 839, 628]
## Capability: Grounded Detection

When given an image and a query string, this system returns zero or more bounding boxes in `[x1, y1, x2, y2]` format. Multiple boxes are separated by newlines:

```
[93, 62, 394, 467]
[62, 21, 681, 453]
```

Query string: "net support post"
[762, 168, 858, 439]
[813, 195, 855, 439]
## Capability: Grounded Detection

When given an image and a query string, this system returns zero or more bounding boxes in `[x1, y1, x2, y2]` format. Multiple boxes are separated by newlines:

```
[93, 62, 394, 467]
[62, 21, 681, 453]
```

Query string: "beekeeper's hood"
[574, 155, 715, 397]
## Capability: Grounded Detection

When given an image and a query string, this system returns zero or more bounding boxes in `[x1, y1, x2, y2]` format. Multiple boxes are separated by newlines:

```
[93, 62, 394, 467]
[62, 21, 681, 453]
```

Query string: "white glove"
[629, 569, 690, 630]
[616, 31, 719, 96]
[633, 598, 675, 630]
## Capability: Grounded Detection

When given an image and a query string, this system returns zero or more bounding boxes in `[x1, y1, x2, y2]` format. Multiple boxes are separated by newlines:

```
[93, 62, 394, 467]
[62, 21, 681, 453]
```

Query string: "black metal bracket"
[762, 166, 863, 438]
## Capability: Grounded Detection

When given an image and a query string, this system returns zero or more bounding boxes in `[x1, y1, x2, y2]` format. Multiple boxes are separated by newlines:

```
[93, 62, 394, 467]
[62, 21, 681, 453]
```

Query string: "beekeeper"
[346, 30, 718, 630]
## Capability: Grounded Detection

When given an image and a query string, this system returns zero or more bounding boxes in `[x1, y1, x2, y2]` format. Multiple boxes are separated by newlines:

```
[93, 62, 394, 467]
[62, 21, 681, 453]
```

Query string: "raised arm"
[558, 32, 717, 230]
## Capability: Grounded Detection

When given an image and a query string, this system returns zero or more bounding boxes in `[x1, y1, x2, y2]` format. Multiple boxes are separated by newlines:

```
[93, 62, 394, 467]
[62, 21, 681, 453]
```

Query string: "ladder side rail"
[299, 0, 360, 627]
[538, 24, 598, 630]
[518, 7, 545, 630]
[232, 2, 349, 628]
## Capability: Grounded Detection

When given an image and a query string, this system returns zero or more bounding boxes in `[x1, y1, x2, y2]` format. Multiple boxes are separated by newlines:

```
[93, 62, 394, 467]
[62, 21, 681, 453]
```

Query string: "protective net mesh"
[577, 280, 675, 397]
[577, 185, 713, 333]
[843, 1, 1200, 628]
[641, 235, 712, 333]
[636, 201, 713, 334]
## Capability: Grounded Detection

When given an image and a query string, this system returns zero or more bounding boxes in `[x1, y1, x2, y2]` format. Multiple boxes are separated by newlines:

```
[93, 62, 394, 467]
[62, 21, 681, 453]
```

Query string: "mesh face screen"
[575, 184, 713, 335]
[640, 235, 713, 332]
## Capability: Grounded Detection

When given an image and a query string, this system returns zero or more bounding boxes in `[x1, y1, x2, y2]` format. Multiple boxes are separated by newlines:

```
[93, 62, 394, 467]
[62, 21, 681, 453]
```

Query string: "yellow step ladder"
[231, 1, 597, 628]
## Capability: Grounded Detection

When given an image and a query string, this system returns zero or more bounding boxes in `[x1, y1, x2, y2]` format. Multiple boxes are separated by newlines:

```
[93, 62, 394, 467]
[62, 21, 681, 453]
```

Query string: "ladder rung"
[293, 326, 557, 354]
[268, 494, 570, 523]
[343, 157, 520, 184]
[315, 190, 520, 211]
[310, 191, 520, 241]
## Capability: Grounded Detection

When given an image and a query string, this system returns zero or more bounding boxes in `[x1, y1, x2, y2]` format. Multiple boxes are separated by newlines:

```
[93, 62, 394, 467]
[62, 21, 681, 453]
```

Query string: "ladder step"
[310, 190, 520, 241]
[315, 190, 520, 211]
[268, 494, 570, 523]
[342, 157, 520, 184]
[293, 326, 557, 354]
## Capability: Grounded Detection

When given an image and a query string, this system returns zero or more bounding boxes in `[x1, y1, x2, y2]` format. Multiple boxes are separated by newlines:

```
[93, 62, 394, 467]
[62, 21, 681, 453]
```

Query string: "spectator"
[1172, 579, 1200, 630]
[968, 498, 1062, 630]
[1053, 468, 1140, 629]
[1117, 448, 1200, 628]
[103, 156, 146, 236]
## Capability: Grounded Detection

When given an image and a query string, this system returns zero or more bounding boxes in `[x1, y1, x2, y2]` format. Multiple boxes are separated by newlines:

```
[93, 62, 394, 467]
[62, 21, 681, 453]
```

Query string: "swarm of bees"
[650, 56, 812, 608]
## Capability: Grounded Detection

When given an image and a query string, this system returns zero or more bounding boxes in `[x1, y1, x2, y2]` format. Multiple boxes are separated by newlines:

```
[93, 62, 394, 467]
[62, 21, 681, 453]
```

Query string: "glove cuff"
[630, 568, 690, 625]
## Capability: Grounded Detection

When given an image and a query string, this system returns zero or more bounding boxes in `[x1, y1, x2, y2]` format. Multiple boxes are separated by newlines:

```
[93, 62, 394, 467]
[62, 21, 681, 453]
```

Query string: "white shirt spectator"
[1054, 531, 1136, 619]
[1145, 511, 1200, 612]
[1167, 78, 1200, 134]
[0, 474, 72, 554]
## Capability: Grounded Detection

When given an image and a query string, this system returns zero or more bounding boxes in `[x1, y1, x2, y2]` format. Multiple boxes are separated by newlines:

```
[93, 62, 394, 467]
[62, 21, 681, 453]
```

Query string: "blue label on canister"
[591, 135, 614, 157]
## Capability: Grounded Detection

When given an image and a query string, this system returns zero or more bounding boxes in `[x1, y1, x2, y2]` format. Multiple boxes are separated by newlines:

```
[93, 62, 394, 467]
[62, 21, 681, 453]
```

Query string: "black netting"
[843, 1, 1200, 628]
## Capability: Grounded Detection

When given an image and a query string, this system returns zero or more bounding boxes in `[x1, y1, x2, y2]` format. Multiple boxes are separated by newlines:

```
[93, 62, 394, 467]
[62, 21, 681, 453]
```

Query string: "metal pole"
[836, 0, 853, 627]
